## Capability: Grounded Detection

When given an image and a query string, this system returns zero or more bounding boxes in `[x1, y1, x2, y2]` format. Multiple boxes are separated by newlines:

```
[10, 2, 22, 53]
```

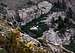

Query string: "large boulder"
[38, 1, 52, 14]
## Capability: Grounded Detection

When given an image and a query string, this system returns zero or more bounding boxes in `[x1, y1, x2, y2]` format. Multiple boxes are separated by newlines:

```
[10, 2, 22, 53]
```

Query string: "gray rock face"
[1, 0, 75, 16]
[38, 1, 52, 14]
[18, 1, 52, 24]
[42, 28, 62, 45]
[42, 28, 73, 45]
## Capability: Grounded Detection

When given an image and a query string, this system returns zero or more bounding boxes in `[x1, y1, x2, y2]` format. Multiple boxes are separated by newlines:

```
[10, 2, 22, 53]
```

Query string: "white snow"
[30, 26, 38, 30]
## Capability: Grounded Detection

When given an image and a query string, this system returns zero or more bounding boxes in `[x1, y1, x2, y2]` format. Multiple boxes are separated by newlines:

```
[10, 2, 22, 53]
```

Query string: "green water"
[21, 14, 49, 38]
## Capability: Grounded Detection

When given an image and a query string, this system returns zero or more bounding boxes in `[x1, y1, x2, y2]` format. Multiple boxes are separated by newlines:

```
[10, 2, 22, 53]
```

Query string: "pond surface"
[21, 14, 49, 38]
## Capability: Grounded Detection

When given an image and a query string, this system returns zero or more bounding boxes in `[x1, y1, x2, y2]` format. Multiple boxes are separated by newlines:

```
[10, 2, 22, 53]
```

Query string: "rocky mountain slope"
[0, 0, 75, 53]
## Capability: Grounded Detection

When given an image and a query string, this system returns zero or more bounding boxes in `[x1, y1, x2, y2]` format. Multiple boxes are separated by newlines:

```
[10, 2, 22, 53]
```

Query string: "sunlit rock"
[38, 1, 52, 14]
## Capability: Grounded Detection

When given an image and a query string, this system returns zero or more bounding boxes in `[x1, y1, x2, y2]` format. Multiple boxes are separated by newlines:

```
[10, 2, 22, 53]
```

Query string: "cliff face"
[0, 0, 75, 11]
[0, 0, 16, 10]
[0, 0, 73, 9]
[0, 0, 29, 10]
